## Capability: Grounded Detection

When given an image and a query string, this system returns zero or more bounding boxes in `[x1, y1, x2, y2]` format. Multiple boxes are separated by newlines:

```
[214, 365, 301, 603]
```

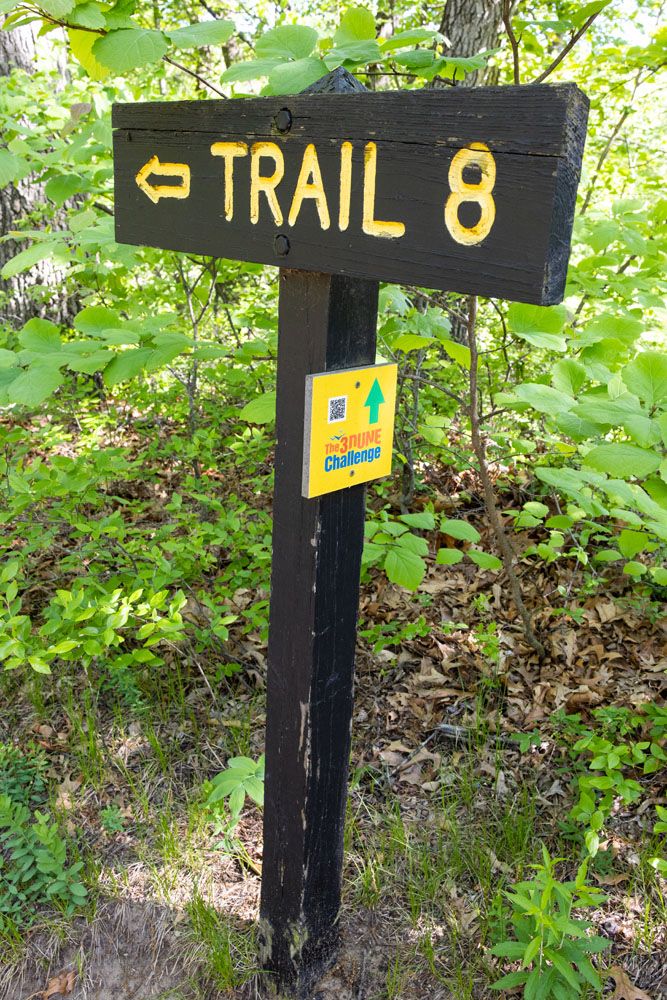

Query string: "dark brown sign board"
[112, 70, 588, 999]
[113, 83, 588, 305]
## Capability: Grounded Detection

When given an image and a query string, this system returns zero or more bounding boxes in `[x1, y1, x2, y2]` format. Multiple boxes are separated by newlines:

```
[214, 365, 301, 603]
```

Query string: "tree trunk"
[439, 0, 503, 86]
[0, 27, 76, 328]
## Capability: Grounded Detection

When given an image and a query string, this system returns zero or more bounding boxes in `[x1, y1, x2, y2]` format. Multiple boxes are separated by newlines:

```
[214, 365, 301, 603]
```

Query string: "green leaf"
[68, 28, 110, 79]
[45, 174, 82, 206]
[228, 784, 245, 818]
[515, 383, 574, 415]
[584, 443, 660, 479]
[623, 560, 646, 577]
[552, 359, 587, 396]
[0, 149, 30, 188]
[618, 529, 647, 559]
[543, 949, 581, 994]
[324, 40, 382, 69]
[1, 241, 57, 280]
[39, 0, 74, 17]
[239, 391, 276, 424]
[441, 340, 471, 367]
[441, 518, 480, 543]
[622, 351, 667, 406]
[508, 303, 568, 351]
[384, 546, 426, 590]
[334, 6, 376, 44]
[392, 333, 436, 353]
[93, 28, 168, 72]
[103, 348, 152, 386]
[570, 0, 611, 27]
[489, 941, 525, 958]
[18, 318, 61, 353]
[73, 305, 122, 334]
[221, 58, 280, 83]
[7, 365, 63, 406]
[167, 19, 234, 49]
[70, 1, 106, 28]
[380, 28, 443, 51]
[255, 24, 318, 60]
[268, 57, 328, 94]
[392, 49, 435, 70]
[244, 775, 264, 806]
[399, 511, 435, 530]
[436, 548, 464, 565]
[28, 656, 52, 675]
[490, 970, 529, 990]
[468, 549, 502, 570]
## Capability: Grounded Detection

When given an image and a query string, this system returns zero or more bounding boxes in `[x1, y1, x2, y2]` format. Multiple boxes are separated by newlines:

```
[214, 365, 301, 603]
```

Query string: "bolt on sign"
[113, 81, 588, 305]
[112, 69, 589, 998]
[302, 363, 398, 498]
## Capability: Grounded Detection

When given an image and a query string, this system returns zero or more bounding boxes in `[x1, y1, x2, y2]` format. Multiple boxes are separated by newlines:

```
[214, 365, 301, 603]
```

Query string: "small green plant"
[204, 755, 265, 835]
[490, 848, 609, 998]
[100, 805, 125, 834]
[570, 732, 666, 855]
[0, 796, 87, 931]
[359, 615, 429, 653]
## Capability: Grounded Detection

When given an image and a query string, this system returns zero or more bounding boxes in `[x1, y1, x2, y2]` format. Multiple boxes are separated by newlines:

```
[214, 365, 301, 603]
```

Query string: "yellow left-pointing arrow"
[135, 155, 191, 204]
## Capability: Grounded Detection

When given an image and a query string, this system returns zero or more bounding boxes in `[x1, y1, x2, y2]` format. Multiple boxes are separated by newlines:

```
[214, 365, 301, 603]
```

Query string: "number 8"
[445, 142, 496, 246]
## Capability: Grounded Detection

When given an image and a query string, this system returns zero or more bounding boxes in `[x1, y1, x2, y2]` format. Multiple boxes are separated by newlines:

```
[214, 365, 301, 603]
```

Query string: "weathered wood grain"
[112, 83, 588, 304]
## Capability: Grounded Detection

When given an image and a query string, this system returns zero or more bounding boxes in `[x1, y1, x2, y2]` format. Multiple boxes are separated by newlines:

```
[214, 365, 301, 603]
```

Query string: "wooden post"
[258, 71, 378, 998]
[258, 267, 378, 996]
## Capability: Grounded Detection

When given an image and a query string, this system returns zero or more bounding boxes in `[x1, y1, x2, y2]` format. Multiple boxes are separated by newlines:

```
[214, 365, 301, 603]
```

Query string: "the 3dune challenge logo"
[324, 429, 382, 473]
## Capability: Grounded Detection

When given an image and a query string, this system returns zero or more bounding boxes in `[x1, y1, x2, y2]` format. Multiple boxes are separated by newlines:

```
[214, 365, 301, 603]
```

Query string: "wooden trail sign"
[113, 82, 588, 305]
[112, 68, 588, 998]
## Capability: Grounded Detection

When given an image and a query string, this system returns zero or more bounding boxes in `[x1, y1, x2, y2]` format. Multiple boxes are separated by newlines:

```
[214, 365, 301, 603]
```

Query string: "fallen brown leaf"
[42, 969, 76, 999]
[608, 965, 653, 1000]
[594, 873, 630, 886]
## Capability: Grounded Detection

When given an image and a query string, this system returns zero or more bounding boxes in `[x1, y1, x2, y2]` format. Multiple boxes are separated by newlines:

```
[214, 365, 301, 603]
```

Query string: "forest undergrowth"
[0, 387, 664, 1000]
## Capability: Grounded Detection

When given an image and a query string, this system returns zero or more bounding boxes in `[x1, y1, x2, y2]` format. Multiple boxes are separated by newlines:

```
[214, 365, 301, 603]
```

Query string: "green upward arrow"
[364, 377, 385, 424]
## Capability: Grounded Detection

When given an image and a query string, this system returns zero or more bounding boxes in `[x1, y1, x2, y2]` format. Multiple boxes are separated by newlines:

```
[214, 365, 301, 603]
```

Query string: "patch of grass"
[186, 893, 256, 991]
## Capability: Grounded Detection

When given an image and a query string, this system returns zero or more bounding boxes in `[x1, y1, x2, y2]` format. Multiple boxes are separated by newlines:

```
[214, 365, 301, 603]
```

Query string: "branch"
[466, 296, 546, 659]
[163, 55, 227, 98]
[532, 11, 602, 84]
[501, 0, 521, 85]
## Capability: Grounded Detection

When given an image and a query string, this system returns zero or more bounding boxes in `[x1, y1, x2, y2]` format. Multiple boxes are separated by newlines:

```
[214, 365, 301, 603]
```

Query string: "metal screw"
[274, 108, 292, 133]
[355, 381, 361, 388]
[274, 234, 290, 256]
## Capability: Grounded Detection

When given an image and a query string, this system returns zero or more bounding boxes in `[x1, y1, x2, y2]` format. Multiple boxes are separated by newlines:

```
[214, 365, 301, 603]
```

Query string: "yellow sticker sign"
[302, 363, 398, 499]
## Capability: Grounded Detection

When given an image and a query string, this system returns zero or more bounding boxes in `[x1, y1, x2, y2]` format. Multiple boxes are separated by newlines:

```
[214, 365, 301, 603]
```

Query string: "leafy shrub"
[490, 848, 609, 998]
[0, 745, 47, 808]
[0, 796, 87, 932]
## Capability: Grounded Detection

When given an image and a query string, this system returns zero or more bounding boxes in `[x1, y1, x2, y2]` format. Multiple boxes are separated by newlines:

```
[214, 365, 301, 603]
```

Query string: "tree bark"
[439, 0, 503, 86]
[0, 27, 76, 328]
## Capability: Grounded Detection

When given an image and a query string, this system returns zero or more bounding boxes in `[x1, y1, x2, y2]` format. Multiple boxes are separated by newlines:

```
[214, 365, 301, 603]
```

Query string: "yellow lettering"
[288, 143, 330, 230]
[362, 142, 405, 239]
[210, 141, 248, 221]
[250, 142, 284, 225]
[338, 141, 352, 231]
[445, 143, 496, 246]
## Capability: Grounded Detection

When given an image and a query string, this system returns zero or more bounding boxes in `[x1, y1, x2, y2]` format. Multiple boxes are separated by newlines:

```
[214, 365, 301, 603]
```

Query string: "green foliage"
[100, 804, 125, 833]
[0, 796, 87, 932]
[205, 755, 265, 831]
[490, 848, 609, 998]
[0, 745, 48, 809]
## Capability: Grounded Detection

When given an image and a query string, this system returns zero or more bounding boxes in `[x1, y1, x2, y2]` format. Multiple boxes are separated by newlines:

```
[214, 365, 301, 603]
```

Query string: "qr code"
[328, 395, 347, 423]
